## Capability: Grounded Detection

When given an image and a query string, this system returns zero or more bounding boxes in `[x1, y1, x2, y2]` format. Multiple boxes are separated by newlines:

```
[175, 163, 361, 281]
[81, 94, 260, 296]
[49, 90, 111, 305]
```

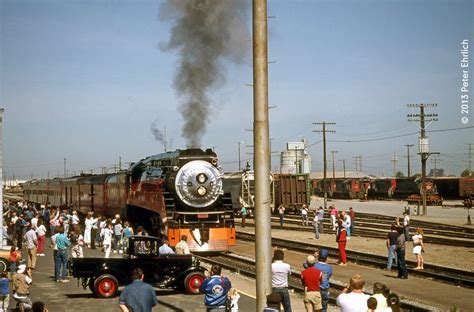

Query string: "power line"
[328, 126, 473, 143]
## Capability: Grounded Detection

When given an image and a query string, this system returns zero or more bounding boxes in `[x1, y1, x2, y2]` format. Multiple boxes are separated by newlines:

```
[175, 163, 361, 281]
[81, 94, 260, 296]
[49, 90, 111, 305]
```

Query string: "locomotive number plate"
[197, 214, 209, 219]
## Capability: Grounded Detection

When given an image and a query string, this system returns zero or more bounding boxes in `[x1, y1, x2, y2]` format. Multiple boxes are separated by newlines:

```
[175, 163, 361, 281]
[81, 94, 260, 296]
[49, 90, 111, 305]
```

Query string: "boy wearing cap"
[314, 249, 332, 312]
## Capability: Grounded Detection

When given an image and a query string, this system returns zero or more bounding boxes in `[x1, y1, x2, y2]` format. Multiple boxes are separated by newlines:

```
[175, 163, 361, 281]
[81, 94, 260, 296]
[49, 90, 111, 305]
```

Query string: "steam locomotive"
[22, 148, 235, 252]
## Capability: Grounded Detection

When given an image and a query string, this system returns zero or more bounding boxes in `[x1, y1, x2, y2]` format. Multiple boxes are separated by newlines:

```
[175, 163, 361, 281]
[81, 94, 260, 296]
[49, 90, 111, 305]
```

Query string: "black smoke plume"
[159, 0, 249, 147]
[151, 120, 168, 151]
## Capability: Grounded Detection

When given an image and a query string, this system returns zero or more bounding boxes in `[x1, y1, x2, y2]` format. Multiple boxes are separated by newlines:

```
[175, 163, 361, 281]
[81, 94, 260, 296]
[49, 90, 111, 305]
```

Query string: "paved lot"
[12, 245, 256, 312]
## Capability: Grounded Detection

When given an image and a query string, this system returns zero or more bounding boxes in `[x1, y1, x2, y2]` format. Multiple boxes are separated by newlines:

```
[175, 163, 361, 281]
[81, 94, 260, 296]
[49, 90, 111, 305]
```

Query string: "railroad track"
[196, 252, 435, 312]
[282, 211, 474, 237]
[247, 216, 474, 247]
[236, 231, 474, 288]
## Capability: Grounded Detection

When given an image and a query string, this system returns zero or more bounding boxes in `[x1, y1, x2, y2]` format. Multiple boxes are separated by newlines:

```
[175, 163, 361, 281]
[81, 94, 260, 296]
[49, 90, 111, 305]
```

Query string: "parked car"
[69, 235, 206, 298]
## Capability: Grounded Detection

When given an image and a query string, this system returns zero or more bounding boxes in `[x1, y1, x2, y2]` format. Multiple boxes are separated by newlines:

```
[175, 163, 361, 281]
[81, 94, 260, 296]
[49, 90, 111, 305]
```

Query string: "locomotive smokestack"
[159, 0, 249, 147]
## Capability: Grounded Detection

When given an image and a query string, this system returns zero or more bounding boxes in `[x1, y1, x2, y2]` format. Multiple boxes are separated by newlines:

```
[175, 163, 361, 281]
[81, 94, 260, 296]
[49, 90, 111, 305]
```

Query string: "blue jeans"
[113, 235, 122, 251]
[387, 245, 397, 269]
[404, 227, 410, 241]
[313, 222, 320, 239]
[396, 249, 408, 278]
[55, 249, 69, 280]
[279, 214, 284, 227]
[272, 287, 292, 312]
[320, 288, 329, 312]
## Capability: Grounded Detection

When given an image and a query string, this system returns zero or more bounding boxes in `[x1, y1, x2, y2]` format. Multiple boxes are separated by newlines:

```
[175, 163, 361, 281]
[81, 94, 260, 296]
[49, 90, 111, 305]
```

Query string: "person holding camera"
[200, 264, 232, 312]
[12, 264, 33, 310]
[336, 274, 370, 312]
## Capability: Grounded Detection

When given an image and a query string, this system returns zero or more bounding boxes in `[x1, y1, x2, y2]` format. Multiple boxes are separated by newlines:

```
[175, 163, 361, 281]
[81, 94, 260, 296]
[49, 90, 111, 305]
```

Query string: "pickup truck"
[69, 235, 206, 298]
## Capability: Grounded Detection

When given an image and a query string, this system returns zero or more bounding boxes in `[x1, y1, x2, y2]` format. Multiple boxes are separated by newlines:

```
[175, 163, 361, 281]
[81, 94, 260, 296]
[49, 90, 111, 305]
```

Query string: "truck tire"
[0, 258, 9, 273]
[94, 274, 119, 298]
[184, 271, 205, 294]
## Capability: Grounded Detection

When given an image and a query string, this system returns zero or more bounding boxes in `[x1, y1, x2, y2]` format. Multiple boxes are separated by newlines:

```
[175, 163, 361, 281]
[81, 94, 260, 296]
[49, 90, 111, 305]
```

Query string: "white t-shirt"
[403, 215, 410, 227]
[301, 208, 308, 216]
[36, 225, 47, 236]
[72, 215, 80, 225]
[31, 217, 38, 228]
[336, 291, 370, 312]
[271, 260, 291, 288]
[103, 228, 113, 245]
[344, 215, 351, 228]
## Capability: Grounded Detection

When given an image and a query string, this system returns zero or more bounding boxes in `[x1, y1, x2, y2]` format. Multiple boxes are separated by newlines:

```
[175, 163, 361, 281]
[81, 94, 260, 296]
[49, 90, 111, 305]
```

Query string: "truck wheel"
[94, 274, 119, 298]
[184, 272, 205, 294]
[0, 259, 9, 273]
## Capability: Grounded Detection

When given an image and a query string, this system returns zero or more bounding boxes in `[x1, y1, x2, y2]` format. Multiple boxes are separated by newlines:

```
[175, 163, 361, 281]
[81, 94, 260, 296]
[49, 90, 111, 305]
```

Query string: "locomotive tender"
[23, 148, 235, 252]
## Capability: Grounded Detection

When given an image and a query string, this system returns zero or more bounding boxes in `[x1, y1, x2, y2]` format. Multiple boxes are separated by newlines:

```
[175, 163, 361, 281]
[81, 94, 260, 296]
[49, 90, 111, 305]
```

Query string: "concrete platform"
[11, 245, 260, 312]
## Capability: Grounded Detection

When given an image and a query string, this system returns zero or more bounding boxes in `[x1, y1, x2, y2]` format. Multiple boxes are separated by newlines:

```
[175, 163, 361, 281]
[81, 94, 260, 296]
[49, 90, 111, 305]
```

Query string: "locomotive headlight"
[175, 160, 223, 208]
[197, 186, 207, 196]
[196, 173, 207, 184]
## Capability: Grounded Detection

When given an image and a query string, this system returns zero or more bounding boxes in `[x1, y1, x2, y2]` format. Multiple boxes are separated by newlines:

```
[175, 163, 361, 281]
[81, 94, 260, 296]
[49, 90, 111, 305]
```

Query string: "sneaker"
[60, 279, 70, 283]
[113, 250, 117, 254]
[338, 263, 347, 266]
[56, 280, 60, 283]
[119, 250, 123, 254]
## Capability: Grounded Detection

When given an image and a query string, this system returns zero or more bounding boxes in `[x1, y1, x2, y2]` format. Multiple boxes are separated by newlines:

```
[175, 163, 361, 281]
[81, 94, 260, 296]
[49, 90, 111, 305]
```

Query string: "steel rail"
[241, 218, 474, 247]
[196, 253, 435, 311]
[236, 232, 474, 288]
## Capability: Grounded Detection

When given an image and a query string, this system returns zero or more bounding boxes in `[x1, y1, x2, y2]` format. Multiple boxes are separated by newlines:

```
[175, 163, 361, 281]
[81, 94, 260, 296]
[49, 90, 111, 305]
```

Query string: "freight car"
[273, 173, 310, 214]
[23, 148, 235, 253]
[427, 177, 474, 200]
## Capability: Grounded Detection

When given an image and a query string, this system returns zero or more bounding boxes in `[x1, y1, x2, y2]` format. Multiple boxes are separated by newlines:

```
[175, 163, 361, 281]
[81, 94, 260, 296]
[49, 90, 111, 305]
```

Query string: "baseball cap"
[319, 249, 329, 259]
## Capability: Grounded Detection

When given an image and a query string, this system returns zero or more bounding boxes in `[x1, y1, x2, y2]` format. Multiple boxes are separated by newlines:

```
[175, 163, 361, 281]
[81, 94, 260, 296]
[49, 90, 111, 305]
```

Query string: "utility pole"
[430, 155, 442, 177]
[119, 156, 122, 171]
[331, 150, 338, 179]
[404, 144, 414, 178]
[358, 155, 363, 173]
[237, 141, 244, 171]
[340, 159, 346, 178]
[313, 122, 336, 209]
[391, 152, 398, 177]
[0, 108, 4, 249]
[466, 144, 473, 174]
[354, 156, 358, 174]
[294, 146, 298, 174]
[253, 0, 272, 309]
[64, 158, 67, 178]
[407, 103, 438, 216]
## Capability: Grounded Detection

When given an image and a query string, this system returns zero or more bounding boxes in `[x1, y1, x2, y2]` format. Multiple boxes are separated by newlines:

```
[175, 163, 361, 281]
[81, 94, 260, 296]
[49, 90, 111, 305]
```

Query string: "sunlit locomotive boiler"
[23, 148, 235, 253]
[128, 148, 235, 252]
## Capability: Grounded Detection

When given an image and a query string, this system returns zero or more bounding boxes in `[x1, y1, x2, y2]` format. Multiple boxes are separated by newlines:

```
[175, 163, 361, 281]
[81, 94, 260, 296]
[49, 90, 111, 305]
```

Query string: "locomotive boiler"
[23, 148, 235, 253]
[128, 148, 235, 252]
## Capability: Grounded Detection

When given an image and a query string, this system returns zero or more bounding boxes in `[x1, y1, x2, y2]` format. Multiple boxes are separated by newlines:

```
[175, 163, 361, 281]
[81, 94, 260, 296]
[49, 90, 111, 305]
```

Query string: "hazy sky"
[1, 0, 473, 180]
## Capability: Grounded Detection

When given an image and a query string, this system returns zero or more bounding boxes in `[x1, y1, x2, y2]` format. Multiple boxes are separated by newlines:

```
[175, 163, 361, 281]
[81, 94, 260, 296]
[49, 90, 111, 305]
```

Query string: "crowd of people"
[2, 198, 427, 311]
[263, 205, 426, 311]
[1, 199, 193, 311]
